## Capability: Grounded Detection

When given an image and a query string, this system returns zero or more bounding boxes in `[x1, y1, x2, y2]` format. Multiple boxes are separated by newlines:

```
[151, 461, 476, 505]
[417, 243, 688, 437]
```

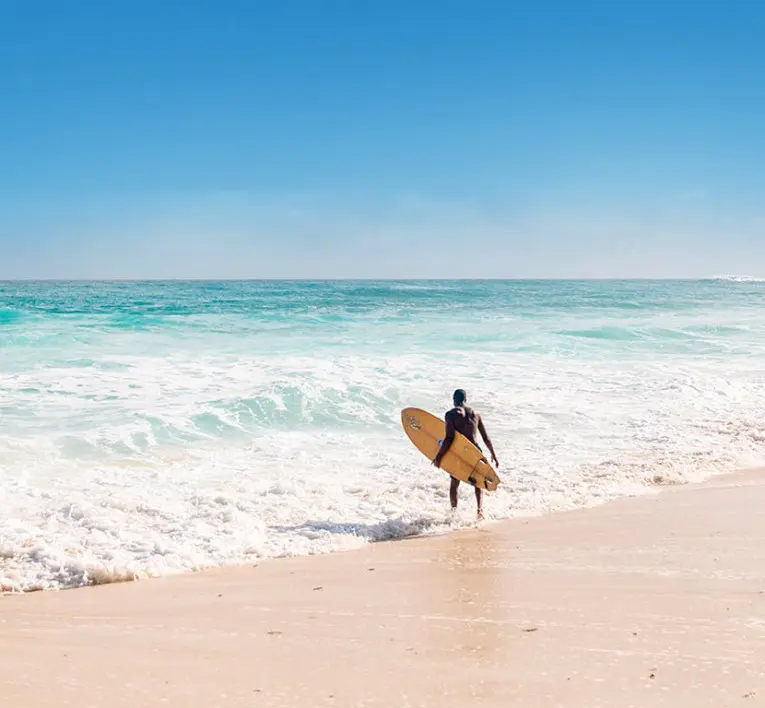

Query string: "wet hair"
[453, 389, 467, 405]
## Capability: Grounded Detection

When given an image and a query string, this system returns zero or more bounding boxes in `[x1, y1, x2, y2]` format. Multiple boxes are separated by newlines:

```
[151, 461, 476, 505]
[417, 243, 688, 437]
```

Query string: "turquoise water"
[2, 279, 765, 590]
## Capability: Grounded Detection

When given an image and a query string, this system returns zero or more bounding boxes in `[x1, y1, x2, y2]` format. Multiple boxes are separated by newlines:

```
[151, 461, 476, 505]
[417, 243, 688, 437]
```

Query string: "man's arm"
[433, 415, 455, 468]
[477, 416, 499, 467]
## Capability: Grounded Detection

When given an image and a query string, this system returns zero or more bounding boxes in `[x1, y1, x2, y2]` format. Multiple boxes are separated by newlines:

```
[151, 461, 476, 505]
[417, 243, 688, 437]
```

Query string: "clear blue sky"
[1, 0, 763, 278]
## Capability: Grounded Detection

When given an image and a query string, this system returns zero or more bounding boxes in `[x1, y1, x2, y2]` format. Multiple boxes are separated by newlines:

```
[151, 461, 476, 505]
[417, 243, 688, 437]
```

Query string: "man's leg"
[450, 476, 460, 509]
[473, 443, 484, 519]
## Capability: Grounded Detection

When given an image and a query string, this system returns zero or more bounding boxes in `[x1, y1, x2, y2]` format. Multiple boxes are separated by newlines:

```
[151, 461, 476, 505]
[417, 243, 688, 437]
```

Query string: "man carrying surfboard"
[432, 389, 499, 519]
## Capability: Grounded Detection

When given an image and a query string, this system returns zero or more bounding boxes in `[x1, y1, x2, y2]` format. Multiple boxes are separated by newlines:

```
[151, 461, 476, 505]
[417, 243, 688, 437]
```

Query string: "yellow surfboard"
[401, 407, 501, 491]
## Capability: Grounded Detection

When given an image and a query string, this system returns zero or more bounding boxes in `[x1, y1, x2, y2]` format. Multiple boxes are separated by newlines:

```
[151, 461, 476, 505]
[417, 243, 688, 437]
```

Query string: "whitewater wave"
[3, 349, 765, 592]
[710, 275, 765, 283]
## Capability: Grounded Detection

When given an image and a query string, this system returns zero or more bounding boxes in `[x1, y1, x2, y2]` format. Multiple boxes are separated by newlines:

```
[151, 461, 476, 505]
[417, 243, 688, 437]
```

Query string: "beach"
[3, 468, 764, 707]
[3, 279, 765, 704]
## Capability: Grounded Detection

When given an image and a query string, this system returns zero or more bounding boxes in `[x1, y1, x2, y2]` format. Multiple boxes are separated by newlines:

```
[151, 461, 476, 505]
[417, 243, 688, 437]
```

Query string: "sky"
[1, 0, 764, 279]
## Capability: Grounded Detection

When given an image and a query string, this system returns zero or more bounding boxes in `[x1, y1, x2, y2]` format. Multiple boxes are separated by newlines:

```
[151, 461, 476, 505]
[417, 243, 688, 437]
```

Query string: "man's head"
[453, 389, 467, 406]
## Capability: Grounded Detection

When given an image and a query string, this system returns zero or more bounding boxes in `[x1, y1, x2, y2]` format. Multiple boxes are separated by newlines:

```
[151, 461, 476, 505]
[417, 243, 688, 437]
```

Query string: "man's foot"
[476, 509, 484, 521]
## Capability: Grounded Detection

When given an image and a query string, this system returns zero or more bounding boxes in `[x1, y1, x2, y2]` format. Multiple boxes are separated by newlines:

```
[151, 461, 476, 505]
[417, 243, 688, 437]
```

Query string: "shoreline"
[0, 466, 754, 596]
[3, 466, 765, 706]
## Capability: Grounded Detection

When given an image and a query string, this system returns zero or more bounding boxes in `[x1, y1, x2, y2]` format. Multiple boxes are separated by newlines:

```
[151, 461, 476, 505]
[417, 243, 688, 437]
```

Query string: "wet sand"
[2, 470, 765, 707]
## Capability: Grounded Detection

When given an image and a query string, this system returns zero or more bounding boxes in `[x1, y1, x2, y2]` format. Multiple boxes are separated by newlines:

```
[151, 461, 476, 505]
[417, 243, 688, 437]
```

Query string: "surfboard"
[400, 407, 501, 491]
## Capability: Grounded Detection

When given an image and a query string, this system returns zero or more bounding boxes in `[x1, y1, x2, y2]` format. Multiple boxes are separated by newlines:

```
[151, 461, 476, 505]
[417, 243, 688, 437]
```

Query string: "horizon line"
[0, 276, 756, 283]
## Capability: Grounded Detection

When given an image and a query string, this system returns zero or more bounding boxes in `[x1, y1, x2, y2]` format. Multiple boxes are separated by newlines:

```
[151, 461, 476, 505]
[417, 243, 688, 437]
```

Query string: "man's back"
[445, 405, 480, 446]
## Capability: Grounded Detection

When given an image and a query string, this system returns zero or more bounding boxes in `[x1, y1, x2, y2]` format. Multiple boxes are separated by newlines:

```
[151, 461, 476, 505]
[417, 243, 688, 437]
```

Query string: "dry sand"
[2, 470, 765, 707]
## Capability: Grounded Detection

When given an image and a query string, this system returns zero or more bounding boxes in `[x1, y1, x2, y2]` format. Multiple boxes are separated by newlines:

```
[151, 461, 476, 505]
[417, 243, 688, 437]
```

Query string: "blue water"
[2, 278, 765, 591]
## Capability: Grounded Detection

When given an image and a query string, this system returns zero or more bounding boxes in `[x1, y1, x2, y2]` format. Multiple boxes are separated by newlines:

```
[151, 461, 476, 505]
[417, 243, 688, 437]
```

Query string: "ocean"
[2, 278, 765, 592]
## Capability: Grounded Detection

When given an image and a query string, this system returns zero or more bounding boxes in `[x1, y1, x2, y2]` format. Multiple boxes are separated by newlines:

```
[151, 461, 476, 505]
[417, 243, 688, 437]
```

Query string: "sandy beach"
[2, 470, 765, 707]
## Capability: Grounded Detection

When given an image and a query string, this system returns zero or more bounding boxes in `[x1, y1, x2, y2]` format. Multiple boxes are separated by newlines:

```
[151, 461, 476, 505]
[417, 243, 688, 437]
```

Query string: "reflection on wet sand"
[415, 527, 514, 664]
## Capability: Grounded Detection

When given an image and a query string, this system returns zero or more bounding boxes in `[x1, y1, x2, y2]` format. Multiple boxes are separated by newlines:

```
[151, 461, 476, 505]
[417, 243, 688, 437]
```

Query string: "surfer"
[432, 389, 499, 519]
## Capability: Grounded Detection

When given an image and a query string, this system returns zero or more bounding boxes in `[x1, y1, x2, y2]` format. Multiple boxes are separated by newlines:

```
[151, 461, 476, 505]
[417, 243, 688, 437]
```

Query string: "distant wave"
[557, 325, 643, 341]
[710, 275, 765, 283]
[0, 308, 23, 325]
